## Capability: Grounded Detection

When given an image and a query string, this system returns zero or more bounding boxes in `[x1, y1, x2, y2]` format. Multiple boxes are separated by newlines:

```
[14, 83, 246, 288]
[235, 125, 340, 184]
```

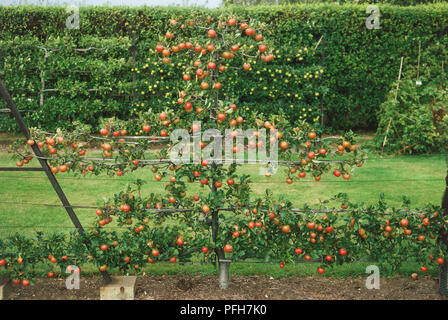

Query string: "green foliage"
[223, 0, 446, 6]
[375, 80, 448, 154]
[374, 43, 448, 154]
[0, 4, 447, 132]
[0, 193, 446, 283]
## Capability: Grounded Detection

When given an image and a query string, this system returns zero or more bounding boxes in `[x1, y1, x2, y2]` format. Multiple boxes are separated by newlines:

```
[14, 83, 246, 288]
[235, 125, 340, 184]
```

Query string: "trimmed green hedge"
[0, 4, 447, 132]
[223, 0, 446, 6]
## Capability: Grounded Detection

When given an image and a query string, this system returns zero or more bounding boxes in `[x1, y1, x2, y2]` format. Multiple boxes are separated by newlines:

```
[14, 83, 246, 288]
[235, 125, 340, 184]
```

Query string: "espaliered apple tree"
[9, 16, 368, 289]
[116, 16, 365, 288]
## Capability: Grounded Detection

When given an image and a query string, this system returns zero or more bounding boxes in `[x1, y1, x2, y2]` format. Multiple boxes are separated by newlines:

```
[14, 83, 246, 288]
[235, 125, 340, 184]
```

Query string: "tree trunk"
[209, 86, 231, 289]
[218, 260, 230, 289]
[211, 207, 230, 289]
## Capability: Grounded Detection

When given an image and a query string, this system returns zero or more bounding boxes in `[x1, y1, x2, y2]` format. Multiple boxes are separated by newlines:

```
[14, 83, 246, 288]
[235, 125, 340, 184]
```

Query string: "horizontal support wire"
[0, 200, 429, 217]
[0, 109, 33, 113]
[0, 225, 118, 229]
[35, 130, 170, 140]
[11, 153, 364, 166]
[1, 43, 320, 53]
[0, 167, 44, 172]
[0, 201, 97, 209]
[0, 90, 138, 98]
[0, 248, 330, 264]
[217, 257, 401, 264]
[31, 131, 338, 141]
[0, 44, 129, 52]
[3, 130, 448, 160]
[0, 174, 443, 183]
[217, 259, 324, 264]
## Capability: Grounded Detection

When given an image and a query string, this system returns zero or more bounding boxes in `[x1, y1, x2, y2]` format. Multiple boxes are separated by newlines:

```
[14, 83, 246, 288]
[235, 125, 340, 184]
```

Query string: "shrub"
[223, 0, 446, 6]
[0, 4, 447, 132]
[375, 43, 448, 154]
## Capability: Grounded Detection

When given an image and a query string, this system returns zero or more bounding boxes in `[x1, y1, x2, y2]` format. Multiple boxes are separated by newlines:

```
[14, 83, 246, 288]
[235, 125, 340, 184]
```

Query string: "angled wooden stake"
[0, 78, 85, 233]
[416, 40, 421, 83]
[0, 78, 112, 284]
[381, 56, 404, 154]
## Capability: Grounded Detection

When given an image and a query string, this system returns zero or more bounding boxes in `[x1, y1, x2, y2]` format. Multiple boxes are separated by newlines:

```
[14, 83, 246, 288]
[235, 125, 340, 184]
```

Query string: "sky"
[0, 0, 222, 8]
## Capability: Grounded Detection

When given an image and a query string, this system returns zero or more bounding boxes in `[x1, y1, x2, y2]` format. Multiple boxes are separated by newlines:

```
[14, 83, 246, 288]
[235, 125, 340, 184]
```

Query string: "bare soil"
[5, 275, 447, 300]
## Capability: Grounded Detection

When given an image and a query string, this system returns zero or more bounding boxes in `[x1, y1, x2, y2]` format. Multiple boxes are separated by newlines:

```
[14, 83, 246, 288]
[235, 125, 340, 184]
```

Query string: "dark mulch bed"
[5, 275, 447, 300]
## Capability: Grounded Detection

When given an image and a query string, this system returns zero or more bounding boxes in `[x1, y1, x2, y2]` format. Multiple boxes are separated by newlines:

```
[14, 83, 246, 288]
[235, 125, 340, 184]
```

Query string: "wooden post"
[416, 40, 421, 83]
[316, 35, 325, 127]
[314, 35, 324, 51]
[381, 56, 404, 154]
[0, 78, 112, 285]
[394, 57, 404, 101]
[38, 46, 49, 107]
[131, 31, 136, 103]
[442, 61, 445, 87]
[439, 169, 448, 296]
[0, 78, 85, 232]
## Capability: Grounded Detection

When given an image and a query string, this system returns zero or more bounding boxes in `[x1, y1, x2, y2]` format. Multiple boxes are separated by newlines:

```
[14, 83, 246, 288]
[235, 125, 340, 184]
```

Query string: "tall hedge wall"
[0, 4, 447, 132]
[223, 0, 446, 6]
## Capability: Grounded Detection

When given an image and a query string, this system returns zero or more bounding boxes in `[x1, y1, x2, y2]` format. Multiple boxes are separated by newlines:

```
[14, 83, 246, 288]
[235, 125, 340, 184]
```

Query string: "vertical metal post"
[0, 78, 112, 284]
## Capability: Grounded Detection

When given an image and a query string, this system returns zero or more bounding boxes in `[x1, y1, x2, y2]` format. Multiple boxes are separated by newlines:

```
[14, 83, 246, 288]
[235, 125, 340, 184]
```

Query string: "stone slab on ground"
[100, 276, 136, 300]
[0, 277, 12, 300]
